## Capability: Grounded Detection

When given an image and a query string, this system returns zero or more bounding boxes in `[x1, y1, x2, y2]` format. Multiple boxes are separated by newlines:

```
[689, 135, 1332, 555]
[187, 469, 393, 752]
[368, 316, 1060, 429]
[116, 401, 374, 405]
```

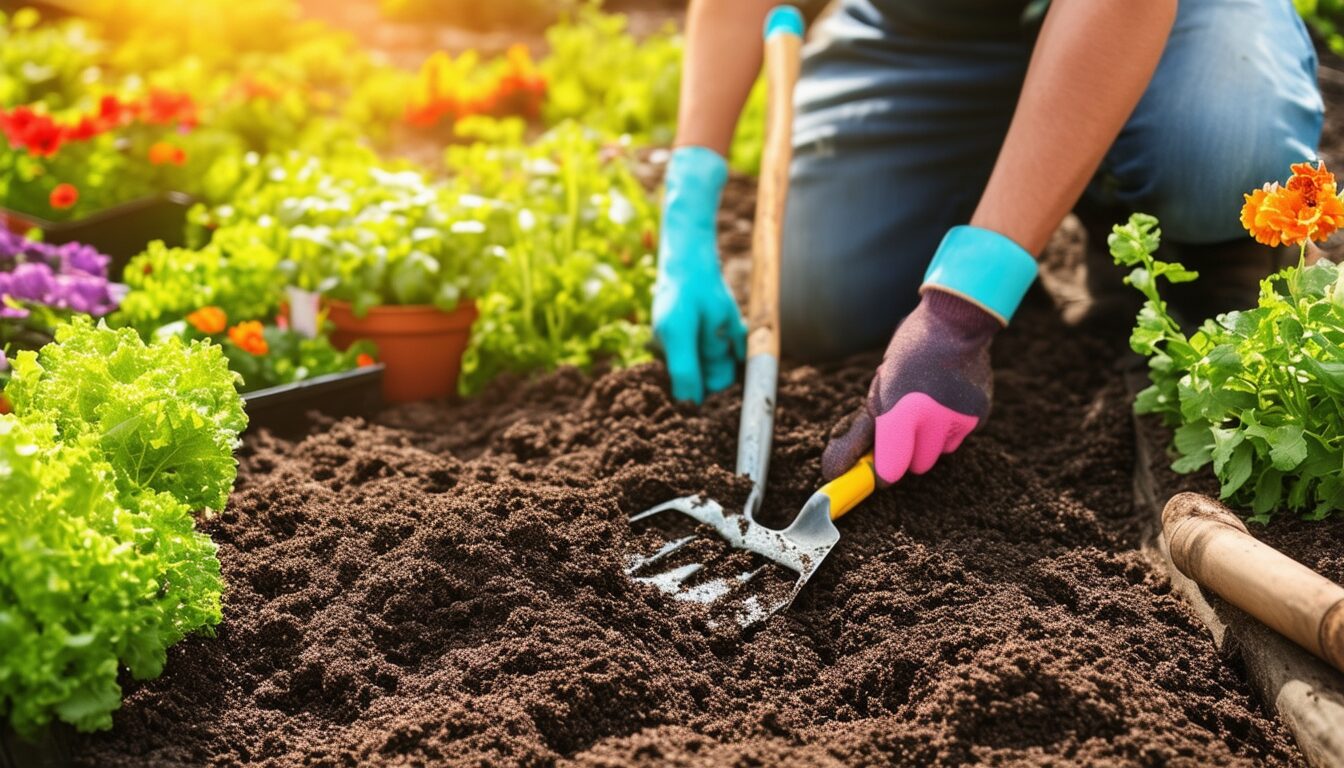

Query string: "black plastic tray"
[242, 364, 385, 436]
[1, 725, 71, 768]
[1, 192, 194, 281]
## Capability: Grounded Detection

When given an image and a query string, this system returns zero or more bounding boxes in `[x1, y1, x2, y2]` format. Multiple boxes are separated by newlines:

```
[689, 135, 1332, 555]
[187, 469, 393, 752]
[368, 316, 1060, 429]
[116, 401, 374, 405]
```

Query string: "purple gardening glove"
[822, 289, 997, 484]
[821, 225, 1039, 485]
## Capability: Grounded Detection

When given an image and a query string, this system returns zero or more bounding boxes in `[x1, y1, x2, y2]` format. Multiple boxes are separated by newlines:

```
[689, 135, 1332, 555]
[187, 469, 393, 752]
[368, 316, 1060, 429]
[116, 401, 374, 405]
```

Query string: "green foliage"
[538, 5, 764, 173]
[112, 234, 284, 338]
[173, 320, 376, 394]
[1296, 0, 1344, 56]
[1113, 213, 1344, 521]
[447, 123, 656, 394]
[198, 151, 500, 315]
[541, 6, 682, 145]
[6, 318, 247, 511]
[0, 318, 240, 735]
[0, 9, 102, 109]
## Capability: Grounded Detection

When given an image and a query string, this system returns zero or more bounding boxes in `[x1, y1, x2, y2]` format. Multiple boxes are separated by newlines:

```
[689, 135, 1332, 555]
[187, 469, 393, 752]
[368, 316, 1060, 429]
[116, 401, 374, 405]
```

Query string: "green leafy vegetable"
[1113, 212, 1344, 521]
[0, 316, 239, 735]
[6, 317, 247, 511]
[447, 123, 657, 394]
[112, 232, 284, 338]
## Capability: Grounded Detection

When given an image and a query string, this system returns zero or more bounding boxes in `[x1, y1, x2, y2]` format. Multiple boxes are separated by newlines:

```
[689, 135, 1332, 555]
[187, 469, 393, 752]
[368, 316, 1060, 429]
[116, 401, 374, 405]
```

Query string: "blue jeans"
[781, 0, 1324, 361]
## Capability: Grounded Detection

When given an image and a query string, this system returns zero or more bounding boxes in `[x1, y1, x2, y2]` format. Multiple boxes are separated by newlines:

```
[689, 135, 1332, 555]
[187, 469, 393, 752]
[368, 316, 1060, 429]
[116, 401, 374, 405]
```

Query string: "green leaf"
[1267, 425, 1308, 471]
[6, 318, 247, 512]
[1219, 441, 1255, 497]
[1253, 469, 1284, 515]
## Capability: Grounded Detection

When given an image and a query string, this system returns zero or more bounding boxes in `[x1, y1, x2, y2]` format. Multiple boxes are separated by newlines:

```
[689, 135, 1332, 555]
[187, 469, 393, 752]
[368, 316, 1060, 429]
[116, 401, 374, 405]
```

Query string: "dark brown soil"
[68, 17, 1344, 768]
[73, 206, 1305, 768]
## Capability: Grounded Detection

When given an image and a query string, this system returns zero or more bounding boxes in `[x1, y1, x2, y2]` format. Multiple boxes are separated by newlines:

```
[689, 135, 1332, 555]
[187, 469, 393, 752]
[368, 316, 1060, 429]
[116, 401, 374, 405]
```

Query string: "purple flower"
[54, 274, 118, 315]
[0, 348, 8, 372]
[8, 262, 55, 302]
[57, 241, 110, 278]
[0, 233, 118, 318]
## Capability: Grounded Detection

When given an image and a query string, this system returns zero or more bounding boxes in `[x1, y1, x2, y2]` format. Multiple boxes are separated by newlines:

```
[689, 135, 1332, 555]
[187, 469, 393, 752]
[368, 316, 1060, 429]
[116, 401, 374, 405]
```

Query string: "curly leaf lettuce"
[0, 417, 223, 735]
[6, 317, 248, 512]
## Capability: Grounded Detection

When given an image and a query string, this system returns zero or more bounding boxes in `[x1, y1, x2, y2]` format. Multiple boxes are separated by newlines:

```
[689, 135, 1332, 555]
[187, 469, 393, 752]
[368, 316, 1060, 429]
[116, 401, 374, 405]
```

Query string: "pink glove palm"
[822, 289, 998, 484]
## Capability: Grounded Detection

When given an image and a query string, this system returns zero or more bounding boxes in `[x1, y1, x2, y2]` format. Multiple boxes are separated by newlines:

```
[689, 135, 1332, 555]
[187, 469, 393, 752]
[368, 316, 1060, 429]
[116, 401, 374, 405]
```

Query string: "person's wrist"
[920, 225, 1038, 325]
[919, 287, 1002, 342]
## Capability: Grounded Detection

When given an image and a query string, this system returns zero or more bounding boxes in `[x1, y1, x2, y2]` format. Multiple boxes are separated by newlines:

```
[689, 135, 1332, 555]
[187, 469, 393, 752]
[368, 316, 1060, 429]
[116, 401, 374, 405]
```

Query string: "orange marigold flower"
[148, 141, 187, 166]
[49, 183, 78, 210]
[187, 306, 227, 335]
[1242, 161, 1344, 246]
[228, 321, 269, 356]
[356, 352, 376, 367]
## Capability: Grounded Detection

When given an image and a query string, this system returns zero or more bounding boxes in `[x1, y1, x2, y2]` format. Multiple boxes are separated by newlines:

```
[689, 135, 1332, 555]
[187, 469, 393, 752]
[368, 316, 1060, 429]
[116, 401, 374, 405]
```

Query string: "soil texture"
[75, 221, 1304, 768]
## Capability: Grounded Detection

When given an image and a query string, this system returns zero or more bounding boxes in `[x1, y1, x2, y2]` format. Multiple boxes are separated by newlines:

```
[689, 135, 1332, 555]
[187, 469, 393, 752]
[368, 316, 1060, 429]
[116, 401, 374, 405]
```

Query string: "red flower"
[49, 183, 78, 210]
[143, 89, 198, 129]
[356, 353, 376, 367]
[64, 116, 100, 142]
[0, 106, 37, 145]
[96, 94, 135, 129]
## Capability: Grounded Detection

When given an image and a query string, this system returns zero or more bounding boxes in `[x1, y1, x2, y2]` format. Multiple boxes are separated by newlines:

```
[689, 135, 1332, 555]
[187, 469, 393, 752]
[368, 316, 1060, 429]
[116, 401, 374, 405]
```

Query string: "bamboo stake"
[1163, 492, 1344, 673]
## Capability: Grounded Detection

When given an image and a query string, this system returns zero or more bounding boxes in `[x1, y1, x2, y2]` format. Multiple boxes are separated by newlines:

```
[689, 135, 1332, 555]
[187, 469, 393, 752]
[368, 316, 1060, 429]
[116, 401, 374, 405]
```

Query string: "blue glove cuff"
[764, 6, 805, 40]
[921, 225, 1038, 325]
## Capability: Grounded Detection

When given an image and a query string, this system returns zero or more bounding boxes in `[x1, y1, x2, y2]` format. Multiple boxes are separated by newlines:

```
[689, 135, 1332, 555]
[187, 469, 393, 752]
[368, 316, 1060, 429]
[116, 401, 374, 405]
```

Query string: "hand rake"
[627, 7, 879, 628]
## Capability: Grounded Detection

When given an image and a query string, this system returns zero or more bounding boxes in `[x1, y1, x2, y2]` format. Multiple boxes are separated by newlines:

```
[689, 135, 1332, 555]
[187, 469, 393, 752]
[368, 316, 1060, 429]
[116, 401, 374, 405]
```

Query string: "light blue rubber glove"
[653, 146, 747, 404]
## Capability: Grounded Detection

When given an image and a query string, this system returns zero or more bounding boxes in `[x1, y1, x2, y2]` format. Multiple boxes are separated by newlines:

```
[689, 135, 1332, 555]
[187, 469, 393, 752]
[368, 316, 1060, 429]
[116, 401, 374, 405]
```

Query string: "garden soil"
[71, 30, 1344, 768]
[76, 194, 1314, 768]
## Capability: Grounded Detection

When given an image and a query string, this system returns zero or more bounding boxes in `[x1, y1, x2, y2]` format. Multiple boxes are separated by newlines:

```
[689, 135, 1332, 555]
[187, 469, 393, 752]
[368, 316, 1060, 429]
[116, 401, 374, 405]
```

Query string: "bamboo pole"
[1163, 492, 1344, 673]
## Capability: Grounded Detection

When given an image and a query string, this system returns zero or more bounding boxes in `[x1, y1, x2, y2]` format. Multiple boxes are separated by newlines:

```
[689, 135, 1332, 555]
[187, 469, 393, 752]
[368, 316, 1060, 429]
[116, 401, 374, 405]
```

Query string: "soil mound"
[74, 293, 1301, 766]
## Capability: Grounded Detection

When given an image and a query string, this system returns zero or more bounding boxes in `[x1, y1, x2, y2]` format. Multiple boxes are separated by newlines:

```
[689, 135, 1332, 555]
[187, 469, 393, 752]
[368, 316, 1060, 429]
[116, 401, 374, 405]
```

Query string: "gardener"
[654, 0, 1323, 485]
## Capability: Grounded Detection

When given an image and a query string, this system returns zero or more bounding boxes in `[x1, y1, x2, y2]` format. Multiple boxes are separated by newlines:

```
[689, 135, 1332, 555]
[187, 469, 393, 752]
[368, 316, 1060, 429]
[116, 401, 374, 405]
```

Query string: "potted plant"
[198, 150, 500, 402]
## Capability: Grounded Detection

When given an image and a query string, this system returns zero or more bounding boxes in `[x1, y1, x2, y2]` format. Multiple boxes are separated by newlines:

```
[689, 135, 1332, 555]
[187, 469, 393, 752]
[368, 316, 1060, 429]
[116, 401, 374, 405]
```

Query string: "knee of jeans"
[1124, 21, 1322, 243]
[1141, 114, 1316, 244]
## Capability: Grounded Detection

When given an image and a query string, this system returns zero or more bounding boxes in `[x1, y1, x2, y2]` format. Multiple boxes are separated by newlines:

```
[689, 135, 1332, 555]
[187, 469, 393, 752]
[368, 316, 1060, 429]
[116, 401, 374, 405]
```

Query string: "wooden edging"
[1129, 371, 1344, 767]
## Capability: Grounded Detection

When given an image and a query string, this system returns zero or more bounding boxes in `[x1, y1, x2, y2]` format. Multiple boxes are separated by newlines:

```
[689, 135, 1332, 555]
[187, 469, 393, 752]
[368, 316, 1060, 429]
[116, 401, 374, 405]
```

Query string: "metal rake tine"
[628, 495, 703, 523]
[630, 562, 704, 593]
[625, 535, 697, 572]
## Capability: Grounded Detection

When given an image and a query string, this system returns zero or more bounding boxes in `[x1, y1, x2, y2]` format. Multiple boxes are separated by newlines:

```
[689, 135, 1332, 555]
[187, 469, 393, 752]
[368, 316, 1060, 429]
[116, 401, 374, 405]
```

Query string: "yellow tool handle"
[819, 453, 876, 520]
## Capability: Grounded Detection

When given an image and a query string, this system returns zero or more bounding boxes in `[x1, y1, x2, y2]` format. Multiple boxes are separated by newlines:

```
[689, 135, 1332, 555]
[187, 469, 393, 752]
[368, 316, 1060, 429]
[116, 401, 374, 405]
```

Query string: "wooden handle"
[746, 26, 801, 359]
[1163, 492, 1344, 673]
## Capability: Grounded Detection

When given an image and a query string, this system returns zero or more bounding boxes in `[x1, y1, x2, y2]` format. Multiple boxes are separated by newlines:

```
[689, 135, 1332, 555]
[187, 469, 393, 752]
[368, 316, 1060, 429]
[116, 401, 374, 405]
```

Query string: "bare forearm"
[971, 0, 1176, 255]
[675, 0, 778, 155]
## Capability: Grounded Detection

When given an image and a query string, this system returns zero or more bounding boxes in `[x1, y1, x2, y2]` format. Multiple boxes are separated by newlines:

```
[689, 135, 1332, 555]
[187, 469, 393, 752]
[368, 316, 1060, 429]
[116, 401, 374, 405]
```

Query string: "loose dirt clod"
[73, 284, 1304, 766]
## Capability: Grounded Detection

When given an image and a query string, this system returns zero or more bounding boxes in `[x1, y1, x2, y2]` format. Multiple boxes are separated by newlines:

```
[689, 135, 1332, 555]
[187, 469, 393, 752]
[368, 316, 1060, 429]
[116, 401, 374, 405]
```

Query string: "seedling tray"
[0, 192, 194, 281]
[242, 364, 385, 436]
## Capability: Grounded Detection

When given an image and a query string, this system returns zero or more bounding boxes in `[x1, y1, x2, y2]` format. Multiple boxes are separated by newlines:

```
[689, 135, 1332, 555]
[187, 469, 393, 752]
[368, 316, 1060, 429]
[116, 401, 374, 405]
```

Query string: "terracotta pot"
[325, 299, 477, 403]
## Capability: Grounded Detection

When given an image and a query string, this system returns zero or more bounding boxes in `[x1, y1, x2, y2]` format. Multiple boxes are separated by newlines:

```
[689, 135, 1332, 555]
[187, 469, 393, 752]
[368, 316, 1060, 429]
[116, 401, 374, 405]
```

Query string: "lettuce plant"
[1, 318, 241, 735]
[6, 318, 248, 511]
